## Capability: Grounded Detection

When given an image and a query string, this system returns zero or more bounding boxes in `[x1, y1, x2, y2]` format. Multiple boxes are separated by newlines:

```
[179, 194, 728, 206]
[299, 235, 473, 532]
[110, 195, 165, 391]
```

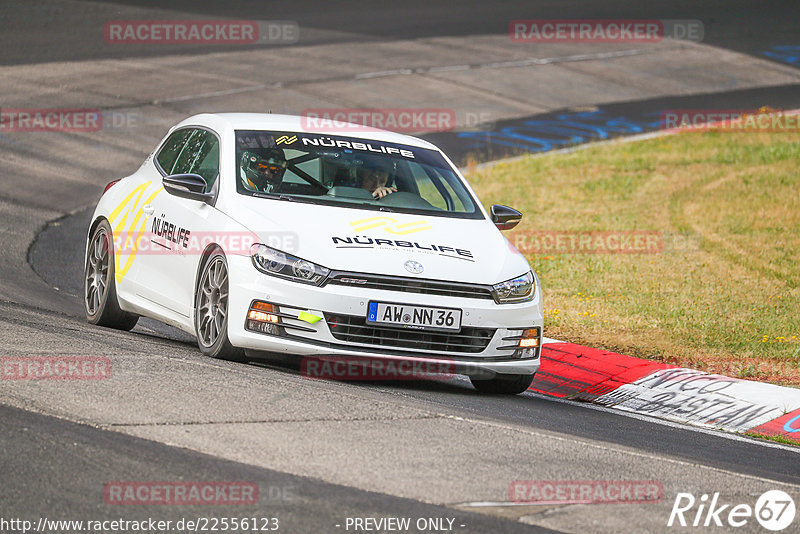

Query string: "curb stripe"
[531, 342, 676, 401]
[534, 342, 800, 444]
[750, 408, 800, 439]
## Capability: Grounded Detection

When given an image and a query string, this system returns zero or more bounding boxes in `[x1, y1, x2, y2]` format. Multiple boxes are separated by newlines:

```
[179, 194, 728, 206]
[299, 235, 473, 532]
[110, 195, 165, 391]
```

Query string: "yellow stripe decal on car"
[107, 182, 163, 283]
[350, 216, 432, 234]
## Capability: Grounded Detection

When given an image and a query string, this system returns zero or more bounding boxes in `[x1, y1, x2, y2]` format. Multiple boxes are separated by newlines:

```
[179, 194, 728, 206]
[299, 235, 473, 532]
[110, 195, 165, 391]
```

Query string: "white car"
[85, 113, 543, 394]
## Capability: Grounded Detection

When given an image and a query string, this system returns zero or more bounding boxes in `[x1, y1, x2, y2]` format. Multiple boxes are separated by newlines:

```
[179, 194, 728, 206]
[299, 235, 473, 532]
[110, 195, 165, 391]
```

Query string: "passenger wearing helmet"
[357, 158, 397, 199]
[240, 149, 287, 193]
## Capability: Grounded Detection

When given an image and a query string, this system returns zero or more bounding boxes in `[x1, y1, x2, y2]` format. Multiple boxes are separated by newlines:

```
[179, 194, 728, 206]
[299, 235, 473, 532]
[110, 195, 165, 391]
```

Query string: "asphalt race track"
[2, 1, 800, 532]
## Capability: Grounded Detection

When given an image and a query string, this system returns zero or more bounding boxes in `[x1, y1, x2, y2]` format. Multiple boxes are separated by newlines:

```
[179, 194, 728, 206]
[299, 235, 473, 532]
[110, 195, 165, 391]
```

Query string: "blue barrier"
[456, 110, 662, 153]
[762, 45, 800, 66]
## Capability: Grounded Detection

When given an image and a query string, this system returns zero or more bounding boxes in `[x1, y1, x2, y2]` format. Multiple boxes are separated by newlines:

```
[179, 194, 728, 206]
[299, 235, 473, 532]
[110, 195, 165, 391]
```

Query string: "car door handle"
[142, 204, 155, 216]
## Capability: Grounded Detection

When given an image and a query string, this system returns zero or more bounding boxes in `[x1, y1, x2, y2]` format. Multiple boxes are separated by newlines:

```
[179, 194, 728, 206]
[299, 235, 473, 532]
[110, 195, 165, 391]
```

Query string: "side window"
[191, 133, 220, 192]
[171, 129, 220, 193]
[156, 129, 193, 175]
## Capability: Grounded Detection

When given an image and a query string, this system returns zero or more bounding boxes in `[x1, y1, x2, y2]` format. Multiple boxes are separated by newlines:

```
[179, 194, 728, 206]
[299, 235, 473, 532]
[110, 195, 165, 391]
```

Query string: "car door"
[135, 127, 221, 324]
[107, 129, 191, 308]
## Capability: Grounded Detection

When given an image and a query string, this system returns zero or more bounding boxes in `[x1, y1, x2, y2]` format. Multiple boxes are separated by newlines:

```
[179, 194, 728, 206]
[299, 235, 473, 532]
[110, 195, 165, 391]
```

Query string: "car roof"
[175, 113, 441, 151]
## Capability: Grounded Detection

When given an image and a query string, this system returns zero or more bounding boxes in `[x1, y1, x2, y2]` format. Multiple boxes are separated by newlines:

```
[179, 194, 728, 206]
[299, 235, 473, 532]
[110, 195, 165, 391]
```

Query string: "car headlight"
[492, 271, 535, 303]
[250, 244, 330, 286]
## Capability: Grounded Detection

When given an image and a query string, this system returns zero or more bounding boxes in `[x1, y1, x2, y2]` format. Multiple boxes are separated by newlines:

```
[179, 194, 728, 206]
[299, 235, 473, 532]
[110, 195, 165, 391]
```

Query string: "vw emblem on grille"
[404, 260, 424, 274]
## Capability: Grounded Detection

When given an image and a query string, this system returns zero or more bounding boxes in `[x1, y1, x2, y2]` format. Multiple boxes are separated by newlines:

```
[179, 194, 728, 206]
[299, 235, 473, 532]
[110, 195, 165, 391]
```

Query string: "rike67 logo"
[668, 490, 796, 531]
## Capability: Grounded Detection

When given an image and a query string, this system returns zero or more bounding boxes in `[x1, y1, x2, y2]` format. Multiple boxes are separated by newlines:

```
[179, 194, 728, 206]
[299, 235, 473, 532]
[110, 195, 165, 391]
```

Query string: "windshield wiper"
[252, 192, 296, 202]
[252, 192, 395, 212]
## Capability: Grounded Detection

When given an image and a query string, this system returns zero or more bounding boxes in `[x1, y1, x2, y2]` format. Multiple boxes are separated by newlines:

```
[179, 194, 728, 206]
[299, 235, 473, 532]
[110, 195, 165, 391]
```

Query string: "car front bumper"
[226, 255, 543, 378]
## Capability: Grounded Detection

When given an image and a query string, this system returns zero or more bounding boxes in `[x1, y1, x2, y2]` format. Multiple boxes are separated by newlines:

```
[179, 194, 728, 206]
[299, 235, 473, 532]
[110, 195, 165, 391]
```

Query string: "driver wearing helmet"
[240, 149, 287, 193]
[357, 158, 397, 199]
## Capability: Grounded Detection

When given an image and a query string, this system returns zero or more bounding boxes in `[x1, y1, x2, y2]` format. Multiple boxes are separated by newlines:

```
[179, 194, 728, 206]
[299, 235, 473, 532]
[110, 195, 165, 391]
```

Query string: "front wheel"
[195, 250, 246, 362]
[470, 373, 535, 395]
[84, 220, 139, 330]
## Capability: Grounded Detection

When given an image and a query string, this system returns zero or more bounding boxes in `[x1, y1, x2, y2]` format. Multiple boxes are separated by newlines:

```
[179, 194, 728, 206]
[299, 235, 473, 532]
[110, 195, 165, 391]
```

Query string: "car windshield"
[235, 130, 482, 218]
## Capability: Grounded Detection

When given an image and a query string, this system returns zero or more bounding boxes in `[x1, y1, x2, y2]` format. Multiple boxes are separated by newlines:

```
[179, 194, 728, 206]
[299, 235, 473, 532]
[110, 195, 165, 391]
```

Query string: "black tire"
[195, 250, 246, 362]
[84, 220, 139, 330]
[470, 373, 535, 395]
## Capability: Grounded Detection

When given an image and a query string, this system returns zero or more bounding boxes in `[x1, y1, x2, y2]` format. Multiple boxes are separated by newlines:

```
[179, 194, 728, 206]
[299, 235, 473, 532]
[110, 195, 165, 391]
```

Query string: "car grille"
[324, 313, 495, 353]
[326, 272, 494, 300]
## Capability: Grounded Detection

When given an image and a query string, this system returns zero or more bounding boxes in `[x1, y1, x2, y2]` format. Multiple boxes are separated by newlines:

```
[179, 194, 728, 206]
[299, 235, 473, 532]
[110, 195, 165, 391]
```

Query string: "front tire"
[84, 220, 139, 330]
[470, 373, 535, 395]
[195, 250, 246, 362]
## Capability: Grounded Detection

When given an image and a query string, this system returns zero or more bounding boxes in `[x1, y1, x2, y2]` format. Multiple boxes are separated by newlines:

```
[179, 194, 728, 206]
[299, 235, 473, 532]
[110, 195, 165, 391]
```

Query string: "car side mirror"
[163, 173, 214, 203]
[490, 205, 522, 231]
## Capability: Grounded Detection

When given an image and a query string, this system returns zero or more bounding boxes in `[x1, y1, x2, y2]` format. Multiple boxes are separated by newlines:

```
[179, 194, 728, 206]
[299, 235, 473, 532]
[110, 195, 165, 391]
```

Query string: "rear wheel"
[470, 373, 535, 395]
[84, 220, 139, 330]
[195, 250, 246, 362]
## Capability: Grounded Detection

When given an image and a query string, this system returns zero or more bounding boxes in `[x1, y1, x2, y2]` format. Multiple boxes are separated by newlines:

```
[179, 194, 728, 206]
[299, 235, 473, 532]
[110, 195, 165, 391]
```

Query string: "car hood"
[226, 196, 530, 285]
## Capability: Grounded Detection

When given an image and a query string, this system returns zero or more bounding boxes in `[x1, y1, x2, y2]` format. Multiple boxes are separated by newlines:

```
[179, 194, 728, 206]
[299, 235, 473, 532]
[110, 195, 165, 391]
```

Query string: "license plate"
[366, 302, 462, 332]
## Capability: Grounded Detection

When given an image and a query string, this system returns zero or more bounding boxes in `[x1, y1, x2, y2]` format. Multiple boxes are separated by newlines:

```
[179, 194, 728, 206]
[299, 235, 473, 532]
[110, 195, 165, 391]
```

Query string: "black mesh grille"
[327, 273, 494, 300]
[324, 313, 495, 353]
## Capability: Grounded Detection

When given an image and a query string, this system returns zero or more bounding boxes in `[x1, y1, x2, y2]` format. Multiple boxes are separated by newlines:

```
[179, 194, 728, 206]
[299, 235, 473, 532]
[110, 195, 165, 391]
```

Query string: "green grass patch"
[743, 431, 800, 447]
[467, 128, 800, 384]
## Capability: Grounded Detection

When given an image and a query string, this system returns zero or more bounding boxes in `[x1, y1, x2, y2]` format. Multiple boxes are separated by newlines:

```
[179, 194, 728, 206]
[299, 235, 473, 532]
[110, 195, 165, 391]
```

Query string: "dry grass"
[467, 129, 800, 385]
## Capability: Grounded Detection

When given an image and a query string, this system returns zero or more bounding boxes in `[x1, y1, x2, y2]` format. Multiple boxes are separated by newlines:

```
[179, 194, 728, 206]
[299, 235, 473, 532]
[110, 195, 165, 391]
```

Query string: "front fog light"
[246, 301, 282, 336]
[513, 327, 540, 359]
[519, 328, 540, 348]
